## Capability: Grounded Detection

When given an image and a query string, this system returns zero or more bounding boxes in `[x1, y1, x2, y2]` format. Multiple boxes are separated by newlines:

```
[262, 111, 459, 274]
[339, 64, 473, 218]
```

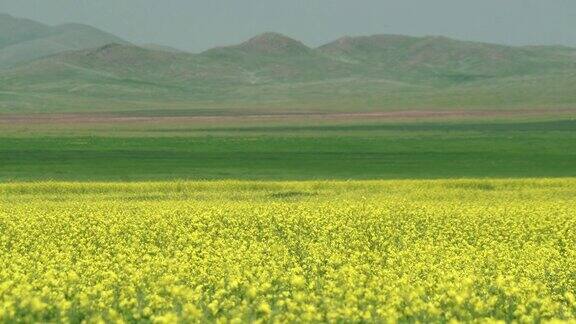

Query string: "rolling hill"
[0, 13, 575, 114]
[0, 13, 128, 68]
[318, 34, 576, 83]
[140, 43, 185, 53]
[0, 13, 50, 49]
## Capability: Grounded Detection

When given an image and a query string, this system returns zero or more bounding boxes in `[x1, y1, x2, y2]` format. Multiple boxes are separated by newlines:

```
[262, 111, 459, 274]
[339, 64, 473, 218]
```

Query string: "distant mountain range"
[1, 13, 575, 114]
[0, 13, 128, 68]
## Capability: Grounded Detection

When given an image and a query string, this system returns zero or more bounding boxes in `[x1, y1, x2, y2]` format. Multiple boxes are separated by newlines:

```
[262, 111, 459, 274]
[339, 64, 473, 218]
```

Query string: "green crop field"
[2, 117, 576, 181]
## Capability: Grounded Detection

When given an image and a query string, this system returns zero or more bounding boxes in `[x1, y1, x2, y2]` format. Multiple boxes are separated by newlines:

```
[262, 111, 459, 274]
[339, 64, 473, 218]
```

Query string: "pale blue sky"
[1, 0, 574, 52]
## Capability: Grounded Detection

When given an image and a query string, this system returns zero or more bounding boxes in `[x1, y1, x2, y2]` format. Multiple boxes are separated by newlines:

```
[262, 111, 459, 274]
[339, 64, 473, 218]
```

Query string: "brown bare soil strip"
[1, 109, 574, 125]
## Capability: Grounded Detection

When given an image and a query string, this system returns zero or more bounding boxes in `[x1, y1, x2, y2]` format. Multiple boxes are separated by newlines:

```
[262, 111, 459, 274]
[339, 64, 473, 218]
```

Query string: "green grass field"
[2, 118, 575, 181]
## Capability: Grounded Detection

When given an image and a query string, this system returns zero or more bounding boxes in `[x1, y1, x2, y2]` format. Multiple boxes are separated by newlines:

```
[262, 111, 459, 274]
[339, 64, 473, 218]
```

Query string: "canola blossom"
[0, 179, 575, 322]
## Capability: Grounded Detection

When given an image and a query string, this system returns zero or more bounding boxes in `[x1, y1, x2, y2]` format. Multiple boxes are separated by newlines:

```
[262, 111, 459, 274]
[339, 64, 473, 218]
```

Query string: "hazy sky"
[1, 0, 574, 52]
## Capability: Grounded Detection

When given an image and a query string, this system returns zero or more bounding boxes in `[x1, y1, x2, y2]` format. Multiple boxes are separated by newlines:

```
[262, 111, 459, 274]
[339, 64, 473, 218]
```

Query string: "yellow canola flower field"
[1, 179, 575, 323]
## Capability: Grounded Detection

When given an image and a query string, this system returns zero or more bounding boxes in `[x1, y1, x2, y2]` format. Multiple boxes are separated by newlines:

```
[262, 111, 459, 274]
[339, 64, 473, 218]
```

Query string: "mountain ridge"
[1, 13, 576, 113]
[0, 13, 129, 68]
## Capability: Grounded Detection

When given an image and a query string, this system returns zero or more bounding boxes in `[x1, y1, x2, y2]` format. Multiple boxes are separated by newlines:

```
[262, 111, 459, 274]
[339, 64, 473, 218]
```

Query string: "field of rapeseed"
[1, 179, 575, 322]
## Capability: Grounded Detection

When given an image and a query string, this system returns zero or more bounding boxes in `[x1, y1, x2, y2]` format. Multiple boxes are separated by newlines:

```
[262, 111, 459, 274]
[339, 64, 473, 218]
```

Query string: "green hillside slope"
[0, 14, 128, 68]
[0, 13, 50, 49]
[0, 14, 575, 113]
[318, 34, 576, 84]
